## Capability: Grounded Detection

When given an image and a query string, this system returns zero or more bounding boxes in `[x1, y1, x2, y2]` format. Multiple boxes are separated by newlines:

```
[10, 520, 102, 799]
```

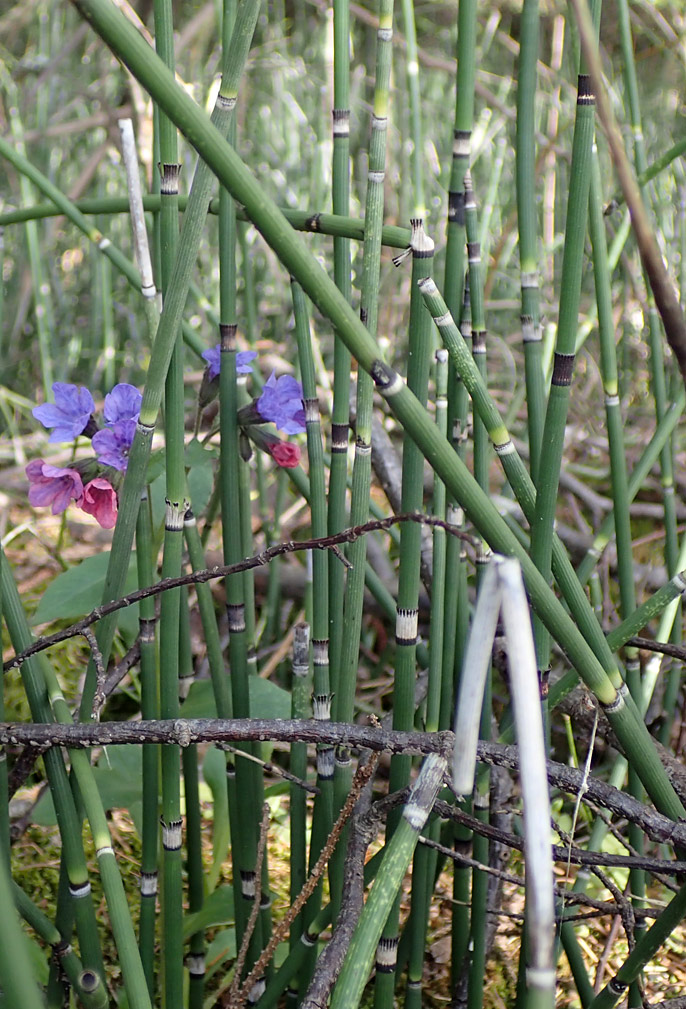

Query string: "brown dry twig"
[4, 514, 477, 673]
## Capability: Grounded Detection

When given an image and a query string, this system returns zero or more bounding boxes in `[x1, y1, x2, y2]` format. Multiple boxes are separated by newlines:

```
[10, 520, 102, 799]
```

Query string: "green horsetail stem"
[529, 67, 595, 676]
[0, 196, 411, 249]
[219, 304, 261, 961]
[516, 0, 544, 483]
[333, 0, 393, 741]
[292, 280, 334, 973]
[400, 0, 425, 219]
[589, 146, 635, 622]
[606, 137, 686, 212]
[154, 5, 186, 991]
[590, 136, 647, 968]
[67, 0, 686, 825]
[575, 388, 685, 585]
[5, 100, 54, 395]
[464, 174, 490, 495]
[384, 220, 435, 1005]
[1, 556, 151, 1009]
[330, 754, 446, 1009]
[428, 348, 449, 734]
[616, 0, 681, 791]
[327, 0, 354, 704]
[587, 881, 686, 1009]
[444, 0, 477, 321]
[289, 623, 311, 953]
[0, 857, 48, 1009]
[12, 882, 87, 997]
[135, 494, 160, 997]
[416, 276, 622, 688]
[76, 0, 260, 718]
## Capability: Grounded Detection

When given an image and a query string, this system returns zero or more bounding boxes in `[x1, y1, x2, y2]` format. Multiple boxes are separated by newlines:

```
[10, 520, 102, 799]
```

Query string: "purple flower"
[256, 371, 306, 435]
[26, 459, 84, 514]
[104, 383, 142, 425]
[201, 346, 256, 380]
[92, 419, 137, 471]
[33, 383, 95, 443]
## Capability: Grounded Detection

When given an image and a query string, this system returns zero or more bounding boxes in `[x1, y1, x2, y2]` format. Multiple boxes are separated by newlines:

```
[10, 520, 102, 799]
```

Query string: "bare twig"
[4, 719, 686, 850]
[84, 628, 107, 720]
[234, 753, 380, 1005]
[419, 835, 667, 921]
[4, 515, 477, 673]
[227, 803, 271, 1006]
[434, 800, 686, 876]
[627, 637, 686, 663]
[301, 753, 380, 1009]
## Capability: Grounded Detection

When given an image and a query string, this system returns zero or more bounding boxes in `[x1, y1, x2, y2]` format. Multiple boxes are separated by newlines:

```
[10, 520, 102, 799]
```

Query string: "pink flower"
[267, 441, 301, 468]
[26, 459, 84, 514]
[81, 479, 118, 529]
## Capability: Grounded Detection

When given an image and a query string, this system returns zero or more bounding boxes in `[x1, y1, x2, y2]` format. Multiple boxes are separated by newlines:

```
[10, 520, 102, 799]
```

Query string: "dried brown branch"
[4, 718, 686, 850]
[3, 514, 477, 673]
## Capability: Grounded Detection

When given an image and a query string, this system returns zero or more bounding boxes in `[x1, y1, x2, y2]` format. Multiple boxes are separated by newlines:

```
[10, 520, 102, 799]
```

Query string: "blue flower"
[33, 382, 95, 443]
[104, 383, 142, 425]
[256, 371, 306, 435]
[92, 419, 137, 471]
[201, 346, 256, 380]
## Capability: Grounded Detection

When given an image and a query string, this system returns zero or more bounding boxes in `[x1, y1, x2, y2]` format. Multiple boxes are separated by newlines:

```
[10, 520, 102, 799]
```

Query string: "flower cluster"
[26, 352, 307, 531]
[27, 381, 142, 529]
[199, 345, 305, 467]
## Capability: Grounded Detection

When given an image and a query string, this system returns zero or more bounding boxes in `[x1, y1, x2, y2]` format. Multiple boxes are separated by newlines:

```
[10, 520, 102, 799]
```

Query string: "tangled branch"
[4, 513, 477, 672]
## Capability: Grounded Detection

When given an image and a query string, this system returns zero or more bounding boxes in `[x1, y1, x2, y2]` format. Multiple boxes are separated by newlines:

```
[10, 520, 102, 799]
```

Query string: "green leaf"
[203, 747, 230, 891]
[31, 550, 139, 643]
[185, 438, 218, 467]
[146, 447, 166, 484]
[183, 885, 234, 939]
[180, 676, 290, 720]
[204, 928, 237, 981]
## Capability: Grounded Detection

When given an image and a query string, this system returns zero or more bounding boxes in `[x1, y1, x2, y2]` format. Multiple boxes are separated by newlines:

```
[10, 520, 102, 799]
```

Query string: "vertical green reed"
[292, 279, 333, 985]
[2, 554, 150, 1009]
[152, 2, 186, 1000]
[135, 493, 159, 997]
[575, 390, 685, 586]
[399, 0, 425, 219]
[591, 139, 645, 979]
[516, 0, 544, 483]
[289, 623, 310, 953]
[328, 0, 352, 702]
[529, 17, 597, 678]
[71, 0, 686, 824]
[464, 174, 489, 494]
[0, 854, 46, 1009]
[381, 221, 435, 1007]
[428, 348, 449, 734]
[332, 0, 394, 918]
[442, 5, 477, 983]
[4, 96, 54, 394]
[76, 0, 260, 720]
[616, 0, 682, 761]
[331, 755, 446, 1009]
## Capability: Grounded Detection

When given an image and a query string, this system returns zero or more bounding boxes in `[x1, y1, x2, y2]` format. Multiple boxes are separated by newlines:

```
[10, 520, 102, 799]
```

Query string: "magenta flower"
[256, 371, 306, 435]
[33, 383, 95, 443]
[26, 459, 84, 514]
[92, 419, 137, 471]
[104, 383, 142, 425]
[81, 479, 118, 529]
[201, 346, 256, 380]
[267, 440, 301, 468]
[246, 425, 302, 468]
